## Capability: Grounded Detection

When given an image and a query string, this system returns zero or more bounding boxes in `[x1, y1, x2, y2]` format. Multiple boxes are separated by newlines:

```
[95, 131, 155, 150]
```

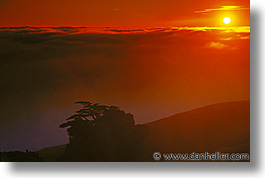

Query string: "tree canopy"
[59, 101, 148, 161]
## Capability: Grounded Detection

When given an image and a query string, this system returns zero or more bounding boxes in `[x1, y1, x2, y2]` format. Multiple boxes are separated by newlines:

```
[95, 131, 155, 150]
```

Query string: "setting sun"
[223, 17, 231, 24]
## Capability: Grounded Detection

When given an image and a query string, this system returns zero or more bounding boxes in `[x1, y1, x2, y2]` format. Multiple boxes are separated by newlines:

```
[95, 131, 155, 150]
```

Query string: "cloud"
[172, 26, 250, 33]
[205, 41, 227, 49]
[220, 34, 250, 41]
[220, 37, 233, 41]
[0, 26, 250, 35]
[240, 36, 250, 40]
[194, 6, 249, 14]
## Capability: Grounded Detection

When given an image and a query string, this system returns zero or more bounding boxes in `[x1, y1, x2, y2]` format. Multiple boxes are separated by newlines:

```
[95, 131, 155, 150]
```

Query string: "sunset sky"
[0, 0, 249, 27]
[0, 0, 250, 151]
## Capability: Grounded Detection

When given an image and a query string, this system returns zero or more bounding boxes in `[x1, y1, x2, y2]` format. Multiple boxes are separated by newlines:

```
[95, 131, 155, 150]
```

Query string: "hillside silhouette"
[145, 100, 250, 156]
[1, 100, 250, 162]
[0, 151, 43, 162]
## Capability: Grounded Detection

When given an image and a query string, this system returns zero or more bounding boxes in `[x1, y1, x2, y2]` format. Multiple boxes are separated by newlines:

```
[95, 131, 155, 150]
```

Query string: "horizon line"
[0, 25, 250, 34]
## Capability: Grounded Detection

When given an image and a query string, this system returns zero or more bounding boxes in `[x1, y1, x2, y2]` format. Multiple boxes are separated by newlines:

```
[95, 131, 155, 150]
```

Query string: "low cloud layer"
[194, 5, 249, 14]
[206, 41, 227, 49]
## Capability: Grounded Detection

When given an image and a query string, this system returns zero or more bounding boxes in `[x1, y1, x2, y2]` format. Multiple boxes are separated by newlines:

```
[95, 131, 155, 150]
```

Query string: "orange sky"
[0, 0, 249, 27]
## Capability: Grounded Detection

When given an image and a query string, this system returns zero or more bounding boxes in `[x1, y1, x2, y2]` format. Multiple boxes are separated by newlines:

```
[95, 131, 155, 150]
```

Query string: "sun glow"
[223, 17, 231, 24]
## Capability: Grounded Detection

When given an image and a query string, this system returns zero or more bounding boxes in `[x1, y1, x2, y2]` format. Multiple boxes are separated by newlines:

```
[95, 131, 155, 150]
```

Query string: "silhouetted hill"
[0, 151, 43, 162]
[37, 144, 66, 162]
[144, 100, 250, 155]
[35, 100, 250, 161]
